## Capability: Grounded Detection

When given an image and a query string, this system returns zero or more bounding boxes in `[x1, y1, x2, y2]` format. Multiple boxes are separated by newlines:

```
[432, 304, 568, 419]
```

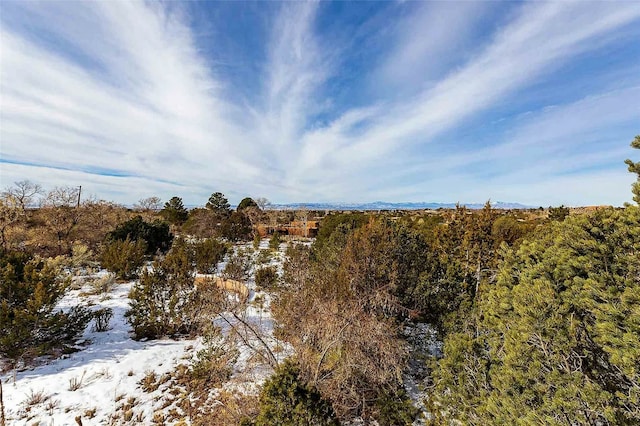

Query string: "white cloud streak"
[1, 1, 270, 202]
[287, 2, 640, 202]
[371, 1, 494, 95]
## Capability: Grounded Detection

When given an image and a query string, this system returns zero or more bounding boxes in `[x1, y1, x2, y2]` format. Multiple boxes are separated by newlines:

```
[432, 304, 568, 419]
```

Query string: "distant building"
[256, 220, 320, 238]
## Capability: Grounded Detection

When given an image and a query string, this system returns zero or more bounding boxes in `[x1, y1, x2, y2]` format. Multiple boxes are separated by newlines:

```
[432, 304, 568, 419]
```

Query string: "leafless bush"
[92, 307, 113, 332]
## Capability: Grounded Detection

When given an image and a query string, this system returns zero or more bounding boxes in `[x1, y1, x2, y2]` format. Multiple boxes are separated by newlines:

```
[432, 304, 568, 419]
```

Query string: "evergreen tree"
[269, 232, 281, 251]
[255, 266, 278, 290]
[221, 211, 253, 241]
[548, 204, 570, 221]
[126, 241, 198, 339]
[491, 214, 533, 247]
[624, 134, 640, 204]
[100, 237, 147, 279]
[415, 205, 497, 330]
[192, 238, 227, 274]
[0, 251, 91, 362]
[106, 215, 172, 255]
[161, 196, 188, 225]
[314, 212, 368, 251]
[206, 192, 231, 216]
[432, 206, 640, 424]
[237, 197, 258, 211]
[254, 359, 339, 426]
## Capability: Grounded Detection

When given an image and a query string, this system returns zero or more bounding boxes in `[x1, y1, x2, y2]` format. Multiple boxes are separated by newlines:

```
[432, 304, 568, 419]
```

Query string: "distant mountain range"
[269, 201, 533, 211]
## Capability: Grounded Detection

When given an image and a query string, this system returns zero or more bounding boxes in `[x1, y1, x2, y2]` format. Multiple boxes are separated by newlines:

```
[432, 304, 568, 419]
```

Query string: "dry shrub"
[92, 307, 113, 332]
[84, 407, 97, 419]
[191, 390, 259, 426]
[123, 409, 134, 421]
[140, 370, 159, 393]
[152, 412, 165, 424]
[274, 236, 412, 422]
[89, 273, 116, 295]
[24, 389, 49, 406]
[45, 398, 60, 415]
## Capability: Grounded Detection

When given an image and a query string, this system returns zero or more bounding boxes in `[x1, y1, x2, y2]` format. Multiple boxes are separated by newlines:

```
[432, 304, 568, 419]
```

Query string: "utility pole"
[76, 185, 82, 208]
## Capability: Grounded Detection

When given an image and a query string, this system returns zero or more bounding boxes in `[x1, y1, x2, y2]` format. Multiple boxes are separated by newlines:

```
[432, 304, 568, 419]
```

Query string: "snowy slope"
[3, 280, 198, 425]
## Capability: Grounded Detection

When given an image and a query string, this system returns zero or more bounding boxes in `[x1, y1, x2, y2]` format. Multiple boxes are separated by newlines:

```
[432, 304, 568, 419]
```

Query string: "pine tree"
[106, 215, 172, 254]
[126, 241, 198, 339]
[624, 135, 640, 204]
[206, 192, 231, 216]
[237, 197, 258, 211]
[254, 359, 339, 426]
[432, 207, 640, 424]
[161, 196, 188, 225]
[0, 251, 91, 362]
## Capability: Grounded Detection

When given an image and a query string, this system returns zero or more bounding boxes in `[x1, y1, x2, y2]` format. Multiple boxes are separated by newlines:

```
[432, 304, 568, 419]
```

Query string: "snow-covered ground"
[3, 279, 198, 425]
[403, 322, 443, 425]
[2, 240, 290, 426]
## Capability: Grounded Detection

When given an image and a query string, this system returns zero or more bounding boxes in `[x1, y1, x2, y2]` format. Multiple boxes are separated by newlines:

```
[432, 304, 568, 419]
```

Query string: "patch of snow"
[402, 322, 443, 425]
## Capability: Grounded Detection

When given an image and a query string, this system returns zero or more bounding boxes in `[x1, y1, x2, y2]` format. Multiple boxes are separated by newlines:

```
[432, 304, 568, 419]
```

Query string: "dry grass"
[140, 370, 159, 393]
[68, 370, 86, 391]
[45, 398, 60, 415]
[24, 388, 49, 406]
[123, 408, 134, 421]
[152, 411, 165, 424]
[91, 366, 113, 380]
[89, 273, 116, 295]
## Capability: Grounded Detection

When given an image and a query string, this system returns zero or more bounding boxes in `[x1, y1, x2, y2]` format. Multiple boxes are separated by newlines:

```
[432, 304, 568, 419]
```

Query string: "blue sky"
[1, 1, 639, 207]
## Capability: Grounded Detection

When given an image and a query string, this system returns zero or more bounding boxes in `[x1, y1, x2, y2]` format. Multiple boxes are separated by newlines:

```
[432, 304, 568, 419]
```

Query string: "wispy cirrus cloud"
[370, 1, 497, 97]
[286, 1, 640, 203]
[1, 1, 265, 197]
[1, 1, 639, 206]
